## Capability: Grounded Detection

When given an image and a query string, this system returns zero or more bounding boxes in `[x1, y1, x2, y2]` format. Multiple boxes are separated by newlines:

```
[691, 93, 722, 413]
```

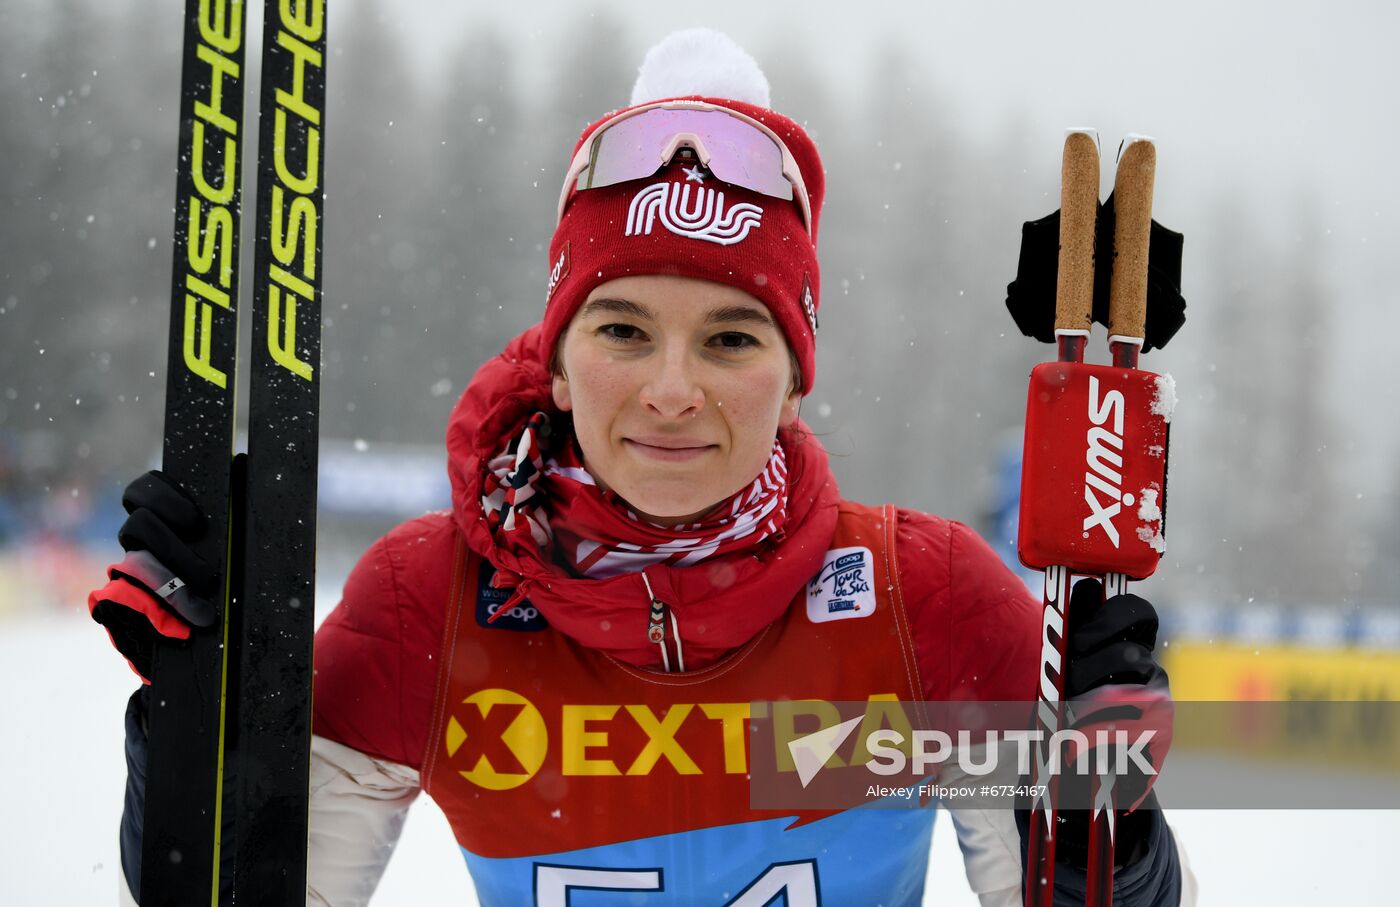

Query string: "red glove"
[89, 471, 217, 683]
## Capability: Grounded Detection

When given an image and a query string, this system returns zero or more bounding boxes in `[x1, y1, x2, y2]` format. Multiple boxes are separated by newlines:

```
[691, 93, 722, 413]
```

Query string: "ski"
[141, 1, 250, 903]
[141, 1, 326, 903]
[231, 0, 326, 899]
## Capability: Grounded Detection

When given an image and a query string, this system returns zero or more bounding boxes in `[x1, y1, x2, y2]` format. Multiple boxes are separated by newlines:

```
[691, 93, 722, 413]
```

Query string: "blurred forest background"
[2, 0, 1398, 623]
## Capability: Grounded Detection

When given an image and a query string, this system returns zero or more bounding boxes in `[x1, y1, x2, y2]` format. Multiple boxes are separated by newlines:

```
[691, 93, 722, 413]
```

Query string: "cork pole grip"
[1055, 129, 1100, 335]
[1109, 137, 1156, 341]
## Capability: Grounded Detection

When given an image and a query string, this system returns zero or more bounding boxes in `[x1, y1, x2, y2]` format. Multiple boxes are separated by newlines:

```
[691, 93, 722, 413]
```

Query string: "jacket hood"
[445, 323, 840, 671]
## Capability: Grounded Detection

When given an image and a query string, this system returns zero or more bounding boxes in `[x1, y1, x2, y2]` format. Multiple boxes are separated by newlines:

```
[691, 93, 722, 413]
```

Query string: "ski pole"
[1017, 130, 1173, 907]
[1023, 127, 1101, 907]
[1084, 135, 1158, 907]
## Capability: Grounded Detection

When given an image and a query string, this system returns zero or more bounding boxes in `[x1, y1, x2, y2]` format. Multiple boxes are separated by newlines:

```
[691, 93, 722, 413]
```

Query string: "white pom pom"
[630, 28, 770, 108]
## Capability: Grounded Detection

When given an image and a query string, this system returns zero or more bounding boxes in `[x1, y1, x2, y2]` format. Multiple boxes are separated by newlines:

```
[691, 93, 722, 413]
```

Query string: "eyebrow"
[579, 298, 776, 328]
[704, 305, 775, 328]
[579, 298, 652, 320]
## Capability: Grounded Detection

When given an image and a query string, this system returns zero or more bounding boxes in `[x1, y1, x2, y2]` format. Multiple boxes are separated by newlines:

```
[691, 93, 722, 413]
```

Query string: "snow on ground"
[2, 610, 1393, 904]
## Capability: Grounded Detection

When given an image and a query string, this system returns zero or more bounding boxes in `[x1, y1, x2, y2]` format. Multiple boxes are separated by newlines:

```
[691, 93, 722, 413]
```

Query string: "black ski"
[142, 1, 326, 903]
[231, 0, 327, 899]
[142, 1, 250, 903]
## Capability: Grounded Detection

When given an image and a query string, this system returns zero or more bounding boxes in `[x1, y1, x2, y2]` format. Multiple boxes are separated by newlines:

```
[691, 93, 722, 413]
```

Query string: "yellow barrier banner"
[1165, 642, 1400, 775]
[1165, 642, 1400, 701]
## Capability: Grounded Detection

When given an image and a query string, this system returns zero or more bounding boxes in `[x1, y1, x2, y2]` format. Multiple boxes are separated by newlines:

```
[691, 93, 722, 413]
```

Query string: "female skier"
[91, 29, 1192, 907]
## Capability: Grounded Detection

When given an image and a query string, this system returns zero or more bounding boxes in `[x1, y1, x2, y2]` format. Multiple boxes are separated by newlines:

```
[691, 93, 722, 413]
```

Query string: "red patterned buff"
[481, 411, 790, 586]
[542, 96, 826, 393]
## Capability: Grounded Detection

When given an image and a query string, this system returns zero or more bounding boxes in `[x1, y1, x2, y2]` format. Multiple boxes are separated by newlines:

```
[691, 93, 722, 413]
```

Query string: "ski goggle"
[557, 100, 813, 232]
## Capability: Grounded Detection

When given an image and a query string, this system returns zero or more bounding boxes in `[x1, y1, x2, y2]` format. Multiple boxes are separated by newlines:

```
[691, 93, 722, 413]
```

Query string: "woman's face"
[553, 274, 802, 526]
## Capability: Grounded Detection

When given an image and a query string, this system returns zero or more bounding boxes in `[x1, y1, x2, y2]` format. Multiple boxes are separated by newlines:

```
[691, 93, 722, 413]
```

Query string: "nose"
[638, 345, 705, 418]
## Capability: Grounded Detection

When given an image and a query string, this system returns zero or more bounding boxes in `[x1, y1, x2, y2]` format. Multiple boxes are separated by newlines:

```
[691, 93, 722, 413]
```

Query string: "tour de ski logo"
[805, 546, 876, 623]
[625, 181, 764, 245]
[444, 688, 547, 790]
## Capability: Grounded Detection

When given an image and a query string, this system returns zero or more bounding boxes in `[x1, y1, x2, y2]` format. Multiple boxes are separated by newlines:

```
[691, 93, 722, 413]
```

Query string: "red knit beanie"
[541, 34, 825, 394]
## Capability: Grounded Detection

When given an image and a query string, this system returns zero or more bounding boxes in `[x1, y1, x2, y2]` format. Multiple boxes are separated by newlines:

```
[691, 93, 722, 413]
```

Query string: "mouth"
[624, 437, 718, 462]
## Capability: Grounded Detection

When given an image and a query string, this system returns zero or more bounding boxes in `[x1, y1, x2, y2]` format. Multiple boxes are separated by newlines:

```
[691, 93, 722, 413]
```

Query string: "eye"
[711, 331, 759, 350]
[598, 323, 646, 343]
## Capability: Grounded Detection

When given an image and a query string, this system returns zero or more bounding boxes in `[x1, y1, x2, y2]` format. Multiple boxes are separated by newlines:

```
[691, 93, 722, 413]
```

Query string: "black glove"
[1063, 578, 1168, 697]
[89, 470, 218, 681]
[1052, 577, 1174, 869]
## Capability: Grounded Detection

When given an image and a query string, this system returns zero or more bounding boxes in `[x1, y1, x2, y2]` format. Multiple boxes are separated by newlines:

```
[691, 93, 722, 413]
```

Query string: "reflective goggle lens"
[560, 103, 812, 231]
[583, 108, 794, 203]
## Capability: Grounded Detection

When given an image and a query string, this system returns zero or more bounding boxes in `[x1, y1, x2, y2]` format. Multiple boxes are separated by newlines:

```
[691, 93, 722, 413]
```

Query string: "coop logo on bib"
[477, 561, 548, 631]
[806, 546, 876, 622]
[625, 182, 764, 245]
